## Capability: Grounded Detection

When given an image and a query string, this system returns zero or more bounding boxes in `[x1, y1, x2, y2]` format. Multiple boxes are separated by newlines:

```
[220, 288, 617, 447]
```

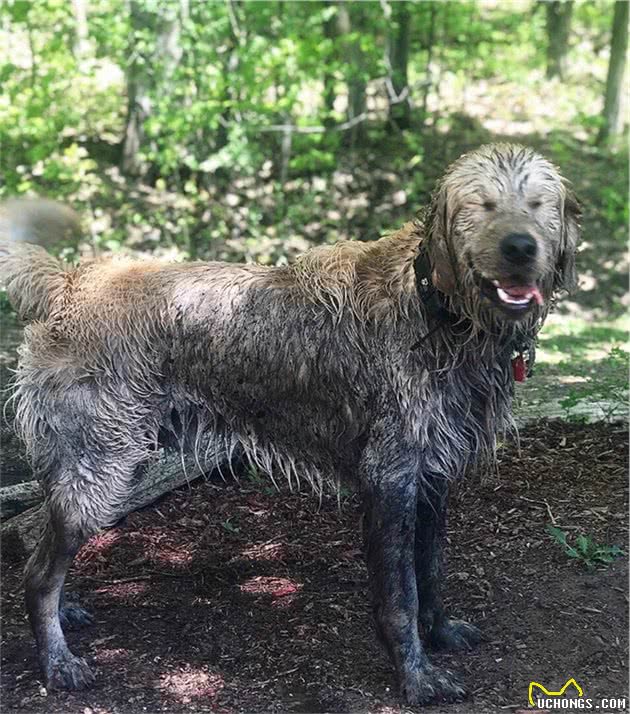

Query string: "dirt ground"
[1, 420, 628, 714]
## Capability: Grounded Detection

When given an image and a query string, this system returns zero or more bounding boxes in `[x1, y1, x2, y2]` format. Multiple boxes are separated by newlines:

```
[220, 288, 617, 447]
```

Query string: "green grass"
[537, 317, 628, 365]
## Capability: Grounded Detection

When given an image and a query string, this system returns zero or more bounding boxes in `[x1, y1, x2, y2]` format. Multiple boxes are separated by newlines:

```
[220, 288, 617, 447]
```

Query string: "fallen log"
[0, 481, 42, 520]
[1, 449, 221, 562]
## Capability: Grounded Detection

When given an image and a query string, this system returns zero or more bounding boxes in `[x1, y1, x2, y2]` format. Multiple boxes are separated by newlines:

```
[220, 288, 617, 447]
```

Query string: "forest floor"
[2, 420, 627, 714]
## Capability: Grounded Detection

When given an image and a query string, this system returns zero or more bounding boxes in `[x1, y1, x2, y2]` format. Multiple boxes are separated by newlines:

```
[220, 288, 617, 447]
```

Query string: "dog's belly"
[167, 373, 368, 489]
[167, 281, 372, 487]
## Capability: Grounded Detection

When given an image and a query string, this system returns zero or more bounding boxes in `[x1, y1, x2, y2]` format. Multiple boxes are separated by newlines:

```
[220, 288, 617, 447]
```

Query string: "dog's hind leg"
[24, 458, 141, 690]
[25, 507, 95, 690]
[56, 460, 147, 631]
[415, 480, 482, 651]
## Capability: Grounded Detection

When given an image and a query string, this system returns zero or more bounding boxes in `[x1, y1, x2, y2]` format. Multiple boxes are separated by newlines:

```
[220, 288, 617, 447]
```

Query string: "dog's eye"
[482, 200, 496, 211]
[528, 200, 542, 210]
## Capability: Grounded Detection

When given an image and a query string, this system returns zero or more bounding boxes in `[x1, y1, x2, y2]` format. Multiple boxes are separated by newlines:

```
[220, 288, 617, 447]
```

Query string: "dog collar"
[411, 248, 458, 349]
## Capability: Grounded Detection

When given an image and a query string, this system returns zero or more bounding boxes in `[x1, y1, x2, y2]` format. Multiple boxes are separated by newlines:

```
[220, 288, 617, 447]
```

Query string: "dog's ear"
[427, 181, 457, 295]
[554, 183, 581, 294]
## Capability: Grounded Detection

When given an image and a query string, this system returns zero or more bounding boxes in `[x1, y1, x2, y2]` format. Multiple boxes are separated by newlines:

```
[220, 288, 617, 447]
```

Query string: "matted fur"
[0, 143, 581, 704]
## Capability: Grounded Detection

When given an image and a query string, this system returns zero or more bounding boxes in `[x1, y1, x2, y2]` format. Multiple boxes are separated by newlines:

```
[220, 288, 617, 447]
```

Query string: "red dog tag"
[512, 354, 527, 382]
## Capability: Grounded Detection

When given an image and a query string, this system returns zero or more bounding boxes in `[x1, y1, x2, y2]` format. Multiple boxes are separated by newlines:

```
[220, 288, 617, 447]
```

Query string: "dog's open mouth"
[479, 277, 543, 313]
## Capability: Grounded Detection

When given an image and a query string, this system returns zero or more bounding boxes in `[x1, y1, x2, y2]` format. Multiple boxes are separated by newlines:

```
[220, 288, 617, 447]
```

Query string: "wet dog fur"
[0, 144, 580, 704]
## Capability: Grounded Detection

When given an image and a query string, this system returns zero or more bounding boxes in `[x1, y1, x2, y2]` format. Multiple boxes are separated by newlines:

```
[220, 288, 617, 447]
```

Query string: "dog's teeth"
[496, 287, 531, 306]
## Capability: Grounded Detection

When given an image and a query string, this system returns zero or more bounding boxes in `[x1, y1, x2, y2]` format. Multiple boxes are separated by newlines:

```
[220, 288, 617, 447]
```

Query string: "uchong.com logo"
[528, 678, 627, 711]
[529, 678, 584, 706]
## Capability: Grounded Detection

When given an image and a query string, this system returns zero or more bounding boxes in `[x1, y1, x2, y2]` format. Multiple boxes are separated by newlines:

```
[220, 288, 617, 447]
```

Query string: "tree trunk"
[1, 449, 221, 562]
[598, 0, 629, 143]
[121, 1, 153, 176]
[25, 9, 37, 89]
[546, 1, 574, 79]
[337, 2, 366, 147]
[388, 1, 411, 130]
[323, 2, 338, 128]
[420, 2, 437, 125]
[121, 79, 152, 176]
[121, 1, 183, 177]
[0, 482, 42, 520]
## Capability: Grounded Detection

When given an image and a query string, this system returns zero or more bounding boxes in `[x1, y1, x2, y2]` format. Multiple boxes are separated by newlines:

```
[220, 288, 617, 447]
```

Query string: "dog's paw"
[45, 652, 95, 691]
[429, 618, 482, 651]
[400, 664, 466, 705]
[59, 602, 94, 629]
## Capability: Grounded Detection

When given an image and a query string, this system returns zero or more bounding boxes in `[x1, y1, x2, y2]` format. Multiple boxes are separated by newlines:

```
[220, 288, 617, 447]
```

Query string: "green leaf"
[575, 534, 590, 555]
[546, 525, 568, 546]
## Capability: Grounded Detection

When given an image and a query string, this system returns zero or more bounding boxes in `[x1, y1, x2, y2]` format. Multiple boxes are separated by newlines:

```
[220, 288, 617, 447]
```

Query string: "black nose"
[500, 232, 537, 264]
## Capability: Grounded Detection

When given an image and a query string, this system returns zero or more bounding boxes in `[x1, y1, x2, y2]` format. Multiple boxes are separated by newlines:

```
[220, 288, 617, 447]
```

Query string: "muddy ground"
[1, 421, 628, 714]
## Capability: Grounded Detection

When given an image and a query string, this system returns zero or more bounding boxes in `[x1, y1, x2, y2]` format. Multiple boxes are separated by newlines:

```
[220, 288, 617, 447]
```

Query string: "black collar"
[411, 247, 458, 350]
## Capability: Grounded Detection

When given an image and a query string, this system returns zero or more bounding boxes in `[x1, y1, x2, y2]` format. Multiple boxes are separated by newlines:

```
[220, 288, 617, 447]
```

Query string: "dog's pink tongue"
[502, 284, 544, 306]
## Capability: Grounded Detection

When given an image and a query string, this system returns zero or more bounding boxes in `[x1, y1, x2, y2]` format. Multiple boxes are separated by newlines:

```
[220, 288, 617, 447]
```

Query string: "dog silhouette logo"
[528, 678, 584, 706]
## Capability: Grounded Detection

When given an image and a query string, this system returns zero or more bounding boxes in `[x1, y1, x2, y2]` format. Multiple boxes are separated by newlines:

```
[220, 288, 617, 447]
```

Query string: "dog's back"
[0, 201, 417, 488]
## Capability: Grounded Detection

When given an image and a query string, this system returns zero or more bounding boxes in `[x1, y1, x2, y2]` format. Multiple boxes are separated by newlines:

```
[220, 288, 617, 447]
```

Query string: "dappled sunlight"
[557, 375, 589, 384]
[127, 527, 197, 570]
[158, 668, 224, 704]
[234, 540, 286, 562]
[93, 647, 132, 665]
[428, 65, 607, 140]
[536, 315, 629, 365]
[240, 575, 303, 600]
[77, 530, 122, 565]
[151, 546, 195, 569]
[93, 581, 150, 602]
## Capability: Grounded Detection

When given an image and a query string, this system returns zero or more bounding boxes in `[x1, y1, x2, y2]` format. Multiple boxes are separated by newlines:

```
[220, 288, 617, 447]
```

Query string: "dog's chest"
[412, 350, 513, 478]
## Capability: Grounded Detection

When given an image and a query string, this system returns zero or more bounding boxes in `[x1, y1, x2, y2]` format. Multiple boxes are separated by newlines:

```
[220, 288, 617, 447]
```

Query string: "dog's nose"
[500, 232, 537, 264]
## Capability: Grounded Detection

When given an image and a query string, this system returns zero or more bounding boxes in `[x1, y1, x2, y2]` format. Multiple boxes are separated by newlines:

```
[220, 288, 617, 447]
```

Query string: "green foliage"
[0, 0, 625, 281]
[245, 466, 276, 497]
[599, 185, 629, 226]
[546, 525, 624, 569]
[221, 517, 240, 534]
[0, 0, 618, 200]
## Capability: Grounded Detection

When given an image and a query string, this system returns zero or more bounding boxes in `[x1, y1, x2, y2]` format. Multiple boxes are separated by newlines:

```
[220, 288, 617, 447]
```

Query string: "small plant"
[245, 466, 276, 496]
[221, 517, 240, 534]
[546, 525, 623, 569]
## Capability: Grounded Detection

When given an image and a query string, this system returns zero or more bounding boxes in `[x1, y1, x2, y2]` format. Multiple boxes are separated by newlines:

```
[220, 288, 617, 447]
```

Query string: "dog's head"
[426, 143, 581, 324]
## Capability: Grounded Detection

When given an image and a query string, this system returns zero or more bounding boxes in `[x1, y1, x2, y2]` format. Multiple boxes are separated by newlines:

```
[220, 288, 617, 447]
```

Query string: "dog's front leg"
[415, 479, 482, 651]
[361, 443, 464, 705]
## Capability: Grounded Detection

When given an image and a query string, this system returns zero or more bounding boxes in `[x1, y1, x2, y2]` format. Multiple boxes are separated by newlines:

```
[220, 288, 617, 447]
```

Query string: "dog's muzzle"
[473, 231, 544, 315]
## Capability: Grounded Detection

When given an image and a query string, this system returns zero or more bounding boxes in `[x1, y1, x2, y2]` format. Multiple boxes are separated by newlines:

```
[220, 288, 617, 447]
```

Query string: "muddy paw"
[45, 652, 95, 691]
[429, 618, 482, 651]
[59, 602, 94, 629]
[401, 664, 466, 705]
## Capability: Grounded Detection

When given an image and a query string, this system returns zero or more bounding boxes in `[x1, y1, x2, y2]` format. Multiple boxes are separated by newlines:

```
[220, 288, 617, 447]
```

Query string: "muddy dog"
[0, 144, 580, 705]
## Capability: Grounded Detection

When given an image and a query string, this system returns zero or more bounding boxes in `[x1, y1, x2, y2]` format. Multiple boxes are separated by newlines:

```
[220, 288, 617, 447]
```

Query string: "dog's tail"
[0, 199, 80, 322]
